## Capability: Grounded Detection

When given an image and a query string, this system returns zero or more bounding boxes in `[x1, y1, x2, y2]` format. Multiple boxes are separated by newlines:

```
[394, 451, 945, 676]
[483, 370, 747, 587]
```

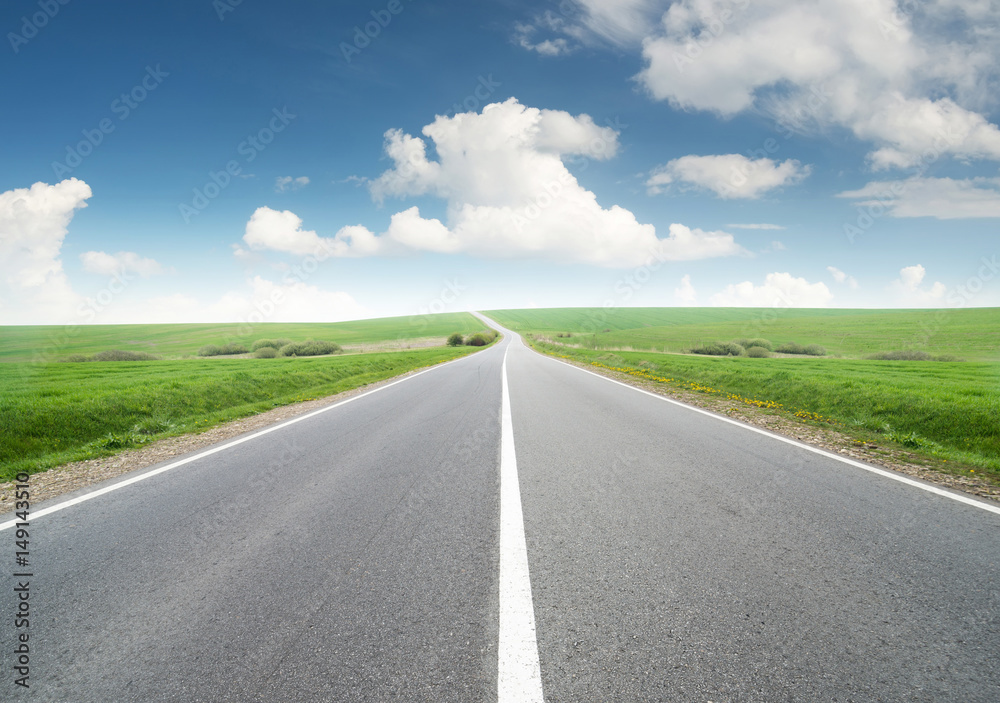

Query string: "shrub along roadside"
[278, 340, 341, 357]
[251, 338, 293, 351]
[62, 350, 163, 362]
[464, 329, 499, 347]
[198, 342, 249, 356]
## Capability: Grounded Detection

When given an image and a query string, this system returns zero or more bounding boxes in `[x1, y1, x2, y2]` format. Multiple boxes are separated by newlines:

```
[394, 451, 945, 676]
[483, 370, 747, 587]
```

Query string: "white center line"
[498, 344, 545, 702]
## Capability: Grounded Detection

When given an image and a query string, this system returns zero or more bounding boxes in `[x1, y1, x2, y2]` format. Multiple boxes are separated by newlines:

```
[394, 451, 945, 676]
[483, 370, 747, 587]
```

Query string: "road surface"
[2, 318, 998, 701]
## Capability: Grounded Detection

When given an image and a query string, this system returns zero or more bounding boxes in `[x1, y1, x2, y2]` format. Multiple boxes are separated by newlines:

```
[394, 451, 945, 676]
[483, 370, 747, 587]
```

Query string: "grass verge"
[0, 346, 477, 481]
[528, 339, 1000, 485]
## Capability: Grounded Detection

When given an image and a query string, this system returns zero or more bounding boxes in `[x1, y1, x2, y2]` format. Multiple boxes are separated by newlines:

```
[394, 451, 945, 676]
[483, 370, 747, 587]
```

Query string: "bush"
[251, 338, 293, 351]
[804, 344, 827, 356]
[866, 350, 932, 361]
[734, 338, 773, 351]
[278, 340, 341, 357]
[745, 346, 771, 358]
[775, 342, 806, 355]
[254, 347, 278, 358]
[690, 344, 725, 356]
[198, 343, 249, 356]
[446, 333, 464, 347]
[90, 350, 162, 362]
[691, 342, 744, 357]
[465, 333, 488, 347]
[62, 354, 90, 362]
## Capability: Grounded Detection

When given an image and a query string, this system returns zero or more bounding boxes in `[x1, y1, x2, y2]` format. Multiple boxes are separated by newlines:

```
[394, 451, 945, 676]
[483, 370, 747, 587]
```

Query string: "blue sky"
[3, 0, 1000, 325]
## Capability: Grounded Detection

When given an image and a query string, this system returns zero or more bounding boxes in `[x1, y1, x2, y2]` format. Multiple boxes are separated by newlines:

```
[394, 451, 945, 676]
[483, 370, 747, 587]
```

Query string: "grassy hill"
[0, 312, 483, 363]
[486, 307, 1000, 361]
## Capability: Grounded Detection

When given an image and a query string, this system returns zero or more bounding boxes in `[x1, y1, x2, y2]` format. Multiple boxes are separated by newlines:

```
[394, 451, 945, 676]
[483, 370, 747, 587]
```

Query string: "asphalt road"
[2, 318, 998, 701]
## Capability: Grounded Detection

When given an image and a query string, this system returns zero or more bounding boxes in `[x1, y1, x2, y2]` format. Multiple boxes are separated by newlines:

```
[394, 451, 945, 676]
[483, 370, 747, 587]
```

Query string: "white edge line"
[528, 343, 1000, 517]
[0, 351, 482, 532]
[498, 345, 545, 703]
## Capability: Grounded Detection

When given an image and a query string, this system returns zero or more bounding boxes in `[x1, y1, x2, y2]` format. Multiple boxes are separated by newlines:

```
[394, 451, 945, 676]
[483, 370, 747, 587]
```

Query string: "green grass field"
[0, 346, 480, 481]
[487, 307, 1000, 360]
[487, 307, 1000, 482]
[0, 312, 484, 363]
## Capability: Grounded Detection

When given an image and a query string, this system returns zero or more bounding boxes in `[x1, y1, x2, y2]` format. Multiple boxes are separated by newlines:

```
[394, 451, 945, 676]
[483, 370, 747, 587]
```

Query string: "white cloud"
[243, 206, 382, 258]
[711, 272, 833, 307]
[837, 176, 1000, 218]
[674, 274, 697, 304]
[514, 21, 573, 56]
[647, 154, 810, 199]
[726, 223, 785, 230]
[0, 178, 91, 323]
[275, 176, 310, 192]
[891, 264, 947, 304]
[827, 265, 859, 289]
[633, 0, 1000, 167]
[248, 98, 746, 268]
[80, 250, 164, 277]
[99, 277, 370, 325]
[515, 1, 665, 53]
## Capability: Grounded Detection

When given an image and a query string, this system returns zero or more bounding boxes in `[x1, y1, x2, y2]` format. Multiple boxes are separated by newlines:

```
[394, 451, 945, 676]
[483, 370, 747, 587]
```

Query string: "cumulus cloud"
[632, 0, 1000, 168]
[99, 276, 370, 325]
[827, 265, 859, 289]
[647, 154, 810, 198]
[837, 176, 1000, 218]
[275, 176, 310, 192]
[0, 178, 91, 323]
[674, 274, 697, 304]
[245, 98, 746, 268]
[710, 272, 833, 307]
[80, 250, 164, 277]
[891, 264, 947, 304]
[243, 206, 383, 258]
